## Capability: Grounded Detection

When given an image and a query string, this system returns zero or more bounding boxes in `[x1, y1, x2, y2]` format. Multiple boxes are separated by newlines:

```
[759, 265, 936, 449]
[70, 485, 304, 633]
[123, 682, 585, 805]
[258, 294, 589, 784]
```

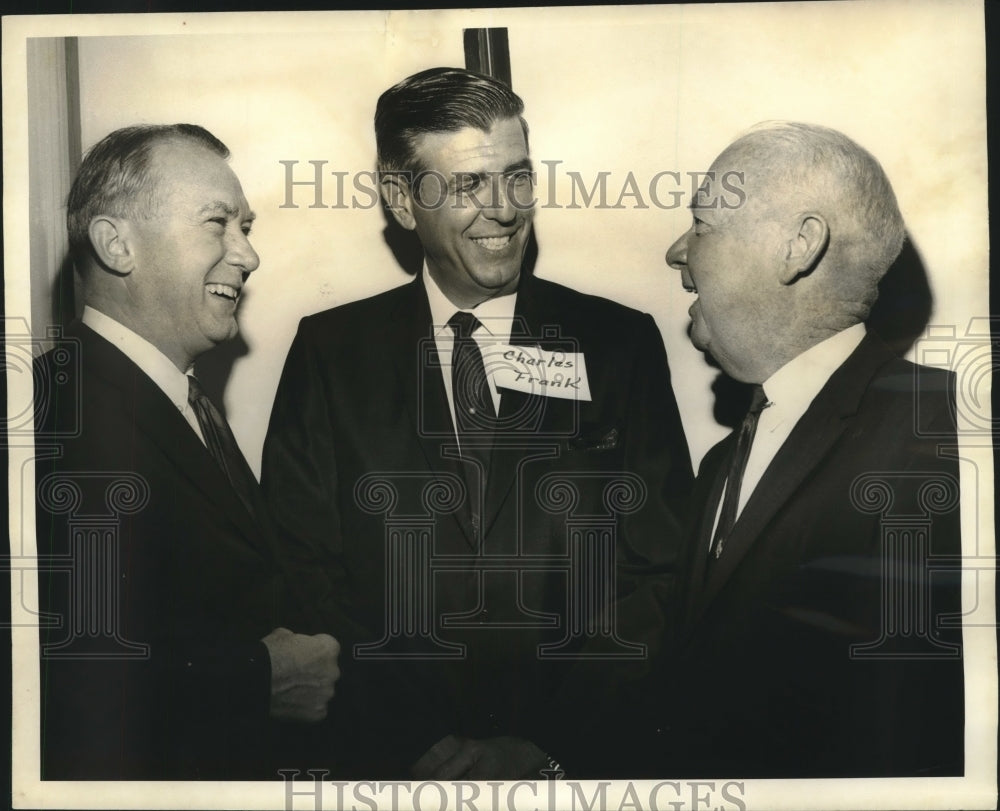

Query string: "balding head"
[720, 121, 904, 307]
[68, 124, 259, 371]
[666, 122, 905, 382]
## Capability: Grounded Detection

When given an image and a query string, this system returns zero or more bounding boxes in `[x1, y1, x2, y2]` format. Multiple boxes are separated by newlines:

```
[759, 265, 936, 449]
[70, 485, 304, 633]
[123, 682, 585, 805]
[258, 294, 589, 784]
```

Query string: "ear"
[779, 213, 828, 285]
[88, 216, 135, 275]
[379, 174, 417, 231]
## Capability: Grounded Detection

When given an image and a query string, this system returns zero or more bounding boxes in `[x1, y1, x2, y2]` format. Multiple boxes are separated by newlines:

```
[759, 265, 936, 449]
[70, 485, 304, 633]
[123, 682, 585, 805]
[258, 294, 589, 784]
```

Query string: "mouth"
[205, 282, 241, 302]
[470, 233, 516, 252]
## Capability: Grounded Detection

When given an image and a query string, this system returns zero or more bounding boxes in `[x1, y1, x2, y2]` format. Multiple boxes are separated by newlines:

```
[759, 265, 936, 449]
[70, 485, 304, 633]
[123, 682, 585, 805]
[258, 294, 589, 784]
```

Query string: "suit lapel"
[74, 324, 266, 551]
[694, 333, 897, 619]
[682, 442, 731, 626]
[389, 279, 478, 547]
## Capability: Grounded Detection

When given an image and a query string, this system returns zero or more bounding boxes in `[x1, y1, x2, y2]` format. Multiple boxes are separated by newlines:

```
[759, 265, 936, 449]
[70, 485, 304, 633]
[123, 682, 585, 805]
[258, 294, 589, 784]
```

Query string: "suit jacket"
[34, 323, 314, 779]
[633, 332, 964, 778]
[261, 272, 693, 773]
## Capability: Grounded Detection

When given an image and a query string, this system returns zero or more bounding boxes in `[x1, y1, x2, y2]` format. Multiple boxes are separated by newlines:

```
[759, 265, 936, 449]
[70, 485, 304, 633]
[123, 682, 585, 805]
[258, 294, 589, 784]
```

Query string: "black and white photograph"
[3, 2, 995, 809]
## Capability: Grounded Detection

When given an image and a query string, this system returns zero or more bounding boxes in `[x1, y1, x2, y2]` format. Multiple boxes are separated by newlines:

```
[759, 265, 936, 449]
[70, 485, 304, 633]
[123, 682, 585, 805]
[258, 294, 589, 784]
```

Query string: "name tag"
[487, 344, 592, 402]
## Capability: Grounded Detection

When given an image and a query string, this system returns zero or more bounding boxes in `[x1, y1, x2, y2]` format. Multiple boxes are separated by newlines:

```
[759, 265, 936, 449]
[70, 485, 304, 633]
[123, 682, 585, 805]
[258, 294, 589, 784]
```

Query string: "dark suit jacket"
[633, 332, 964, 778]
[261, 272, 693, 773]
[34, 323, 315, 780]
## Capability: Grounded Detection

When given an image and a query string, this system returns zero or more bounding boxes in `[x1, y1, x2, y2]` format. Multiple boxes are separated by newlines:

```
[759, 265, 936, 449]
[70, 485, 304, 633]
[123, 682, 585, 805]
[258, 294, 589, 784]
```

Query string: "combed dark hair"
[67, 124, 229, 256]
[374, 67, 527, 174]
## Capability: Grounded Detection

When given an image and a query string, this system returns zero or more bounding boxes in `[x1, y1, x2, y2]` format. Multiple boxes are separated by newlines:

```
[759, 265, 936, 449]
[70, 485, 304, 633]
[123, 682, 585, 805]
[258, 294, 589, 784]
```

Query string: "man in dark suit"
[642, 121, 964, 777]
[34, 124, 340, 779]
[261, 67, 693, 778]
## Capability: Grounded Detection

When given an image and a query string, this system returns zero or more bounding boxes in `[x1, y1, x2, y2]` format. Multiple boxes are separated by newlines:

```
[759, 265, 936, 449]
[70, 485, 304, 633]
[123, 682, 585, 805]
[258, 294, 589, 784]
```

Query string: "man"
[644, 121, 963, 777]
[261, 68, 693, 777]
[34, 124, 340, 779]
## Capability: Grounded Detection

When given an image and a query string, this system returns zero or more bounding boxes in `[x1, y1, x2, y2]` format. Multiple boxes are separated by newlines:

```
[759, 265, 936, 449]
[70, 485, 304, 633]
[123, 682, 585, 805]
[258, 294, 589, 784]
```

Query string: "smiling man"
[34, 124, 341, 779]
[261, 68, 693, 778]
[384, 115, 535, 307]
[643, 121, 964, 777]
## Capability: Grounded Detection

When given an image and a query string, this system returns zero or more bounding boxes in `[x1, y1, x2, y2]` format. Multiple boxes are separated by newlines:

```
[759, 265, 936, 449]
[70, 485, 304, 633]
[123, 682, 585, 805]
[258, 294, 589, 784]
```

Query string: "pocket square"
[567, 426, 619, 452]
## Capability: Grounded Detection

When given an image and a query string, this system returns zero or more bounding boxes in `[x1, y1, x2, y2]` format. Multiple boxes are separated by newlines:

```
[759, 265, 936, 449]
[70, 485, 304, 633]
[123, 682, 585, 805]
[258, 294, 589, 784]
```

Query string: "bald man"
[622, 122, 962, 778]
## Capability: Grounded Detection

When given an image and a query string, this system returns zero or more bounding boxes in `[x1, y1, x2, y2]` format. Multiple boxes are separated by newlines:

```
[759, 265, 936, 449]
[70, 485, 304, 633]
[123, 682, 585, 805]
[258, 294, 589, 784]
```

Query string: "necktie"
[709, 384, 769, 561]
[187, 375, 260, 520]
[448, 311, 496, 483]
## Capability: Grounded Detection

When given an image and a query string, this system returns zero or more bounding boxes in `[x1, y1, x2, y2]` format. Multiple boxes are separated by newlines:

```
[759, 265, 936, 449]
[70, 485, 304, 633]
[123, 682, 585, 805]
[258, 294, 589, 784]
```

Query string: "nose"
[227, 228, 260, 274]
[665, 228, 689, 271]
[481, 175, 520, 224]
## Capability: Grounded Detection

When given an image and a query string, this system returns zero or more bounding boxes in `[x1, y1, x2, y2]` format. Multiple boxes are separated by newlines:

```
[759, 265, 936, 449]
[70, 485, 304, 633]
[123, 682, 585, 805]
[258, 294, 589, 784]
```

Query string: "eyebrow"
[198, 201, 257, 222]
[454, 159, 534, 180]
[504, 158, 534, 175]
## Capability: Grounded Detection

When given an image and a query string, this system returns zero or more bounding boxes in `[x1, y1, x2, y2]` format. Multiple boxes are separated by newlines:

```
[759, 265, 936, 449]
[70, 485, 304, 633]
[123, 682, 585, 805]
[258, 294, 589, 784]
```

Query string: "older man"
[261, 67, 693, 777]
[640, 122, 963, 777]
[34, 124, 340, 779]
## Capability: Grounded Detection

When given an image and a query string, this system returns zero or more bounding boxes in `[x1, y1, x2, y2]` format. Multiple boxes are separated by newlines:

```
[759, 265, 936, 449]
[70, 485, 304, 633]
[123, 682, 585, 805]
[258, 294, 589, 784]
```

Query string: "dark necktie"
[709, 384, 769, 561]
[187, 375, 260, 520]
[448, 311, 496, 483]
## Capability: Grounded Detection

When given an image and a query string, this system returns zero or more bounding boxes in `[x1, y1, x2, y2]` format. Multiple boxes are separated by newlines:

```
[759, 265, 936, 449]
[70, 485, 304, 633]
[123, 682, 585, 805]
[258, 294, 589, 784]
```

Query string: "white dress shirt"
[423, 268, 517, 443]
[711, 323, 867, 541]
[82, 305, 205, 444]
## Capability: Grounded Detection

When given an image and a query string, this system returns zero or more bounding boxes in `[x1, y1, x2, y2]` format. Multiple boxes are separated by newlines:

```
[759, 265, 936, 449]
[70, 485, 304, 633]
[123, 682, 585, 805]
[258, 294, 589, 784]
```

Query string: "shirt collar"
[763, 323, 867, 412]
[423, 263, 517, 344]
[82, 305, 193, 411]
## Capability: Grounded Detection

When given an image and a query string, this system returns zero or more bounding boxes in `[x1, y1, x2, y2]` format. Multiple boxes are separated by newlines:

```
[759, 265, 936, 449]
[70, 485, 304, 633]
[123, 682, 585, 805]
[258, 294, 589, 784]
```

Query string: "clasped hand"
[262, 627, 340, 723]
[411, 734, 549, 780]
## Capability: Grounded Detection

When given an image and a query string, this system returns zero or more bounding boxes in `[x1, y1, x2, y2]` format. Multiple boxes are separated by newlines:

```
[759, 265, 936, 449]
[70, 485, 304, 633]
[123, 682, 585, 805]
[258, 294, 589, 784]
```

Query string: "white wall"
[507, 1, 988, 466]
[77, 24, 466, 472]
[71, 2, 988, 474]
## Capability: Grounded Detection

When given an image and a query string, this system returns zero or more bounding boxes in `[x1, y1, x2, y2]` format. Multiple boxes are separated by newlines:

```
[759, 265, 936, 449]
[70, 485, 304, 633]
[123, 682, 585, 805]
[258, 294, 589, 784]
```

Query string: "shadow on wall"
[708, 234, 933, 430]
[866, 236, 933, 357]
[50, 253, 78, 333]
[382, 214, 424, 277]
[195, 328, 250, 422]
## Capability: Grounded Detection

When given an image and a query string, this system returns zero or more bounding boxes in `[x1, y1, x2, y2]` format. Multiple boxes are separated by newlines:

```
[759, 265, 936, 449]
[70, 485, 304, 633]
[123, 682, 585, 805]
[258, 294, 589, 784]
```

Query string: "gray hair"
[67, 123, 229, 257]
[727, 121, 904, 312]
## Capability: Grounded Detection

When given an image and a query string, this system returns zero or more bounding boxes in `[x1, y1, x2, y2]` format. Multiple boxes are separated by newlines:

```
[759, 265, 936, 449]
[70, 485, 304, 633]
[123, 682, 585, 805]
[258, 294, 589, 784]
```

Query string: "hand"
[410, 734, 465, 779]
[261, 627, 340, 723]
[410, 734, 548, 780]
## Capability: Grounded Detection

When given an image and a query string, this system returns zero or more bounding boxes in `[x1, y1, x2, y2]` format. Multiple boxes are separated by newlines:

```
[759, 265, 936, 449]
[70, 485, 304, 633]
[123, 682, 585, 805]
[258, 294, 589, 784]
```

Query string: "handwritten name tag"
[487, 344, 592, 401]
